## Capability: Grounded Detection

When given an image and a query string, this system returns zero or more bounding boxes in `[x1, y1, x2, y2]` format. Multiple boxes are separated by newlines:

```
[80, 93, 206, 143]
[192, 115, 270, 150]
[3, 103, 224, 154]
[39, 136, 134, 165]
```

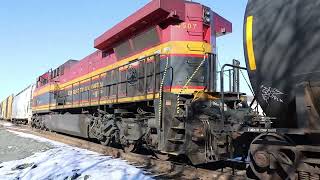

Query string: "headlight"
[205, 17, 211, 23]
[203, 7, 211, 25]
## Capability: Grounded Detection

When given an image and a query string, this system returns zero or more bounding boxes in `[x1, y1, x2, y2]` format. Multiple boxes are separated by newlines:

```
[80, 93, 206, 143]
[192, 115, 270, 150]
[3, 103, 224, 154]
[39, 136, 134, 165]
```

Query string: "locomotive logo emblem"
[260, 85, 284, 103]
[127, 66, 138, 85]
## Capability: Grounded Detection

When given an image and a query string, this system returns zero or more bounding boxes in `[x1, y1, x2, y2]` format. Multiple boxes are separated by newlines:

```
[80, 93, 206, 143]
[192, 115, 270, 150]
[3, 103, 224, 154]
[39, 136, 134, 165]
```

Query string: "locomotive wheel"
[248, 133, 296, 180]
[100, 136, 111, 146]
[124, 143, 137, 153]
[155, 152, 170, 161]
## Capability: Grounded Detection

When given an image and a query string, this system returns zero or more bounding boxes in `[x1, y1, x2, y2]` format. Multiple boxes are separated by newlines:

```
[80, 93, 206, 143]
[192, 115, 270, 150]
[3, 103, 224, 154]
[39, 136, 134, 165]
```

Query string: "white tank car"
[12, 84, 36, 124]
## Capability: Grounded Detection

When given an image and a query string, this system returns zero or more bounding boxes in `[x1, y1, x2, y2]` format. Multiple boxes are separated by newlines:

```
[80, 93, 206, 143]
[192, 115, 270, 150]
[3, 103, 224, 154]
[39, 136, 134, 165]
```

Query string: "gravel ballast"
[0, 126, 53, 162]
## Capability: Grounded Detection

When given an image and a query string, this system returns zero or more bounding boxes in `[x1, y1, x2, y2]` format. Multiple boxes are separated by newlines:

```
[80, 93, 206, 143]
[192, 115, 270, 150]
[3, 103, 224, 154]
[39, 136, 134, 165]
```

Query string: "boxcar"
[12, 84, 35, 124]
[1, 95, 14, 121]
[1, 97, 7, 120]
[0, 102, 2, 119]
[0, 100, 4, 120]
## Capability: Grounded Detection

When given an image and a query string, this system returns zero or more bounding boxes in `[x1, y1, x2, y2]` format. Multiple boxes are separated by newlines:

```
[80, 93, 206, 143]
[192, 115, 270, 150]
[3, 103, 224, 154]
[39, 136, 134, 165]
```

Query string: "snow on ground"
[1, 122, 13, 127]
[7, 130, 66, 147]
[0, 128, 52, 162]
[0, 130, 153, 180]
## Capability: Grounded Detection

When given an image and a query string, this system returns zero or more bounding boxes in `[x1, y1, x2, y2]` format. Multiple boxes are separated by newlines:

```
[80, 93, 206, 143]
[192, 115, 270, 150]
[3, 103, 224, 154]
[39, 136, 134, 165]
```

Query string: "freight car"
[0, 95, 13, 121]
[31, 0, 250, 165]
[244, 0, 320, 179]
[11, 84, 35, 124]
[1, 98, 5, 120]
[0, 103, 2, 119]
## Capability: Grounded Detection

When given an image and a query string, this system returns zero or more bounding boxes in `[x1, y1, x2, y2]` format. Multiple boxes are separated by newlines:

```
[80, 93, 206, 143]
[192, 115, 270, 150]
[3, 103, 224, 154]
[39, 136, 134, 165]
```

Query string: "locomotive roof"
[94, 0, 186, 51]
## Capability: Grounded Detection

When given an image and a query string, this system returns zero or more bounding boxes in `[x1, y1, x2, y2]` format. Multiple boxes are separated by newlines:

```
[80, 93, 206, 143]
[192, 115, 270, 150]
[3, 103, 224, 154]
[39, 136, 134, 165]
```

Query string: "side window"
[114, 41, 132, 59]
[132, 27, 160, 52]
[102, 49, 114, 58]
[60, 66, 64, 75]
[37, 78, 40, 88]
[37, 76, 48, 87]
[43, 79, 48, 85]
[113, 27, 160, 59]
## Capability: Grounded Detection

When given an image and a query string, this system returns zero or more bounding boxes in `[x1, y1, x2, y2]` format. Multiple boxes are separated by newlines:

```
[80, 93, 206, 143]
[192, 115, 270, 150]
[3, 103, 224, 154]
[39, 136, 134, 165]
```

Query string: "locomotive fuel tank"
[244, 0, 320, 129]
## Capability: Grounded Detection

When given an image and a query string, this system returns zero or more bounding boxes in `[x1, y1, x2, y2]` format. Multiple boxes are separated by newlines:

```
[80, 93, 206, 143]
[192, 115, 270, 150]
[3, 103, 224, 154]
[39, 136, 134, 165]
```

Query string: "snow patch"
[1, 122, 13, 127]
[0, 130, 153, 180]
[7, 130, 66, 147]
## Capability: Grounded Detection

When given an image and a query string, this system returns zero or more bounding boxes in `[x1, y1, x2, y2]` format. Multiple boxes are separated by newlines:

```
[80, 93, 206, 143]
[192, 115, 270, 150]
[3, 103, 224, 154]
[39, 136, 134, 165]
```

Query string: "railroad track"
[1, 123, 246, 180]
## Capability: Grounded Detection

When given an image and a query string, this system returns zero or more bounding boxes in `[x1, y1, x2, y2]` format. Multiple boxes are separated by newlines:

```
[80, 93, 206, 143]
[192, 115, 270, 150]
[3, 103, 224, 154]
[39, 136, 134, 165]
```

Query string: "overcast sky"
[0, 0, 248, 100]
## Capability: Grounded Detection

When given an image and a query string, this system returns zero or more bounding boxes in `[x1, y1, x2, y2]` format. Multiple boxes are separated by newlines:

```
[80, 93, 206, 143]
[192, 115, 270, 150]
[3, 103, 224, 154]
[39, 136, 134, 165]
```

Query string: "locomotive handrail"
[61, 54, 162, 89]
[57, 53, 165, 108]
[206, 53, 216, 92]
[220, 63, 247, 122]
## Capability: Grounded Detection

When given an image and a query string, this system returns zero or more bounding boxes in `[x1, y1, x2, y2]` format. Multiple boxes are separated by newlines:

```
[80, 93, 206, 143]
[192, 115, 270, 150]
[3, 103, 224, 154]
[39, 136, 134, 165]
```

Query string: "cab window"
[114, 40, 132, 59]
[132, 27, 160, 52]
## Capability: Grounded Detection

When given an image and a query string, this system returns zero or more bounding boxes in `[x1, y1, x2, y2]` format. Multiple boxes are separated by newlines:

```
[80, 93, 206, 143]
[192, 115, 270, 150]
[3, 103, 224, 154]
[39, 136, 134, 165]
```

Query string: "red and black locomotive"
[31, 0, 243, 165]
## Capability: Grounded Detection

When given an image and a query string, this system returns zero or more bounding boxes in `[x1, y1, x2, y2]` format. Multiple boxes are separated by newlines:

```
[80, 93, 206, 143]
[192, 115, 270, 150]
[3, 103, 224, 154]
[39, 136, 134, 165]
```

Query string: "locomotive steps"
[1, 122, 245, 180]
